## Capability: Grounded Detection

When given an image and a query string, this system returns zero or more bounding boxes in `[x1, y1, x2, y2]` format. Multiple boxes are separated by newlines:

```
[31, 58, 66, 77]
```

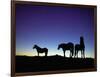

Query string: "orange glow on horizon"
[16, 50, 94, 58]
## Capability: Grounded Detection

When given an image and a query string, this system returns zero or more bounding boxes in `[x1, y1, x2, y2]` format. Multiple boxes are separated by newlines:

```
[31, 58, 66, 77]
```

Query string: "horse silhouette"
[75, 36, 85, 58]
[57, 42, 74, 58]
[33, 45, 48, 56]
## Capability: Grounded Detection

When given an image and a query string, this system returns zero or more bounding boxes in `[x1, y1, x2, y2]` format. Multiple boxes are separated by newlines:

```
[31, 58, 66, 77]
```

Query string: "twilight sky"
[16, 4, 95, 58]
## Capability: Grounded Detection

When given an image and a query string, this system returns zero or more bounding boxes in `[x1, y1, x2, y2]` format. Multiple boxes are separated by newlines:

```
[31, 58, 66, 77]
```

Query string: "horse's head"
[57, 44, 61, 50]
[33, 45, 37, 49]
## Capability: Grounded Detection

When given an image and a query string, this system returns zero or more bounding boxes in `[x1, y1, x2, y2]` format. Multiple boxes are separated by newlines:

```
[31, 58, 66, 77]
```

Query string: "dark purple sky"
[16, 4, 95, 57]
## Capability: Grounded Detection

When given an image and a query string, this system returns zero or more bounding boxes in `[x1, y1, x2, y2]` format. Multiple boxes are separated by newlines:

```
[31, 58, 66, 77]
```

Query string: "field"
[16, 55, 96, 73]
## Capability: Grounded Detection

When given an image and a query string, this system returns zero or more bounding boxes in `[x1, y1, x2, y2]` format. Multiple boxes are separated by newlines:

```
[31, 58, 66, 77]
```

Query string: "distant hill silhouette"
[16, 55, 95, 73]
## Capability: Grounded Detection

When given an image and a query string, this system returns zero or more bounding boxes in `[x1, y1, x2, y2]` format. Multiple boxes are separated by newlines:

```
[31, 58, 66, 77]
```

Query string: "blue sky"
[16, 4, 95, 58]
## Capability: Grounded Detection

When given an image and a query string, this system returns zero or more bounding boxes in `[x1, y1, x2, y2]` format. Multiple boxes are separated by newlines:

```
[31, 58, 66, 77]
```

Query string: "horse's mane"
[34, 45, 41, 49]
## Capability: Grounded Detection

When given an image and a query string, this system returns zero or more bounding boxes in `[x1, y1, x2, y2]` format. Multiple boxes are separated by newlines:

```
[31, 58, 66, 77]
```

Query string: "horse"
[74, 36, 85, 58]
[33, 45, 48, 56]
[57, 42, 74, 58]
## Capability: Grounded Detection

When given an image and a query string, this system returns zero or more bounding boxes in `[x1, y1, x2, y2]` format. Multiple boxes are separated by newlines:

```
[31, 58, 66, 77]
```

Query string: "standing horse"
[33, 45, 48, 56]
[75, 36, 85, 58]
[57, 42, 74, 58]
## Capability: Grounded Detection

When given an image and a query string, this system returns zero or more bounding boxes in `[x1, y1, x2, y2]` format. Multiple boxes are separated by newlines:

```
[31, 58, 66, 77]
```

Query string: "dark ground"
[16, 55, 95, 73]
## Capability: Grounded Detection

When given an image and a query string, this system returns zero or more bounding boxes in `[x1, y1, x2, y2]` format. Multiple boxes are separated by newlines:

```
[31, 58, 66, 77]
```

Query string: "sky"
[16, 4, 95, 58]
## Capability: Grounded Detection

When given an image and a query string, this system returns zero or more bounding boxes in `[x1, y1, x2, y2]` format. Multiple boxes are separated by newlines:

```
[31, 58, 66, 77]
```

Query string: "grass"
[16, 55, 95, 73]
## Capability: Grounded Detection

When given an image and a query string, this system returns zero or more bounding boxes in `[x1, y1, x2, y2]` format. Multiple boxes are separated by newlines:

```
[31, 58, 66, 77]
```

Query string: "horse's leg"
[81, 50, 82, 58]
[83, 49, 85, 58]
[38, 52, 39, 56]
[84, 51, 85, 58]
[82, 50, 84, 58]
[70, 50, 72, 58]
[63, 50, 65, 57]
[75, 49, 78, 58]
[74, 49, 76, 58]
[45, 51, 47, 56]
[46, 51, 48, 56]
[72, 48, 74, 58]
[75, 50, 77, 58]
[45, 52, 46, 56]
[76, 50, 78, 58]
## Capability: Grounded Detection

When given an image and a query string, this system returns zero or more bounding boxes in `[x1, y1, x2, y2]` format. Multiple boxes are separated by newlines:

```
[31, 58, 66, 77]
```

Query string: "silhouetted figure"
[75, 36, 85, 58]
[57, 42, 74, 58]
[33, 45, 48, 56]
